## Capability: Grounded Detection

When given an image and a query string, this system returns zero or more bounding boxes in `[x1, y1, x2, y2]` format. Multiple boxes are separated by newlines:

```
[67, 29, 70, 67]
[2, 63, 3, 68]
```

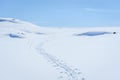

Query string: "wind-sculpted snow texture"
[75, 31, 113, 36]
[7, 33, 24, 38]
[36, 43, 84, 80]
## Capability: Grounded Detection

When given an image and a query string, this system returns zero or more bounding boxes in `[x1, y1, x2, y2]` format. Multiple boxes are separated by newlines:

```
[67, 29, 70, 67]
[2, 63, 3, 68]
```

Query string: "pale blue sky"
[0, 0, 120, 27]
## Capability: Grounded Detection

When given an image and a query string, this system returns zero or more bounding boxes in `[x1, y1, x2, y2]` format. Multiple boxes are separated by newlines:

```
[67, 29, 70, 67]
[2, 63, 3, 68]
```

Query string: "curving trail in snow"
[36, 40, 85, 80]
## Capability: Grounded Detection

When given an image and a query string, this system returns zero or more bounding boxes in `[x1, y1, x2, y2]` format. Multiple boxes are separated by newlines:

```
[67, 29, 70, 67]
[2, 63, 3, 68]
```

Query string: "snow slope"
[0, 18, 120, 80]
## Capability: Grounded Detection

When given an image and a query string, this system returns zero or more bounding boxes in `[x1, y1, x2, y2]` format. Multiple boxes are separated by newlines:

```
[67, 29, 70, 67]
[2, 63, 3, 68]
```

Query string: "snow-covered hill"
[0, 18, 120, 80]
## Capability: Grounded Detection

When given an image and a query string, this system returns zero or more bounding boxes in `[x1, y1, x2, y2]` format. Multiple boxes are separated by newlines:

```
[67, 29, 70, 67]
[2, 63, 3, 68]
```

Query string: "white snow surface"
[0, 18, 120, 80]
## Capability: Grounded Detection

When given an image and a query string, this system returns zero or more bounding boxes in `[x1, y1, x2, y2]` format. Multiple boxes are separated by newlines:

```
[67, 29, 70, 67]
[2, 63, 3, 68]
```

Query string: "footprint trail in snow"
[36, 42, 85, 80]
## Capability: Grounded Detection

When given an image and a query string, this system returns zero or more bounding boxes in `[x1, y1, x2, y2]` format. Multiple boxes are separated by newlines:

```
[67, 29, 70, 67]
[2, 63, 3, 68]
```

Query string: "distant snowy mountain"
[0, 18, 120, 80]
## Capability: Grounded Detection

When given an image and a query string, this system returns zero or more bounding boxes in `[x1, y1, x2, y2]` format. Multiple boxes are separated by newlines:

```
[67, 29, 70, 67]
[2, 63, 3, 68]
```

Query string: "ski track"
[36, 40, 85, 80]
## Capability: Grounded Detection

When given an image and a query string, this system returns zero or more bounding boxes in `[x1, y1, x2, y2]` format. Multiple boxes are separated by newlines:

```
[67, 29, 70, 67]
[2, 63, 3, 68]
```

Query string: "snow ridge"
[74, 31, 115, 36]
[0, 18, 20, 23]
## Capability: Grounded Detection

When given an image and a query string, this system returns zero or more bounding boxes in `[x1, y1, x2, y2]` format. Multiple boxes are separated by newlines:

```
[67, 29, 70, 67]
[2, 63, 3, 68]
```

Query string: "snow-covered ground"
[0, 18, 120, 80]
